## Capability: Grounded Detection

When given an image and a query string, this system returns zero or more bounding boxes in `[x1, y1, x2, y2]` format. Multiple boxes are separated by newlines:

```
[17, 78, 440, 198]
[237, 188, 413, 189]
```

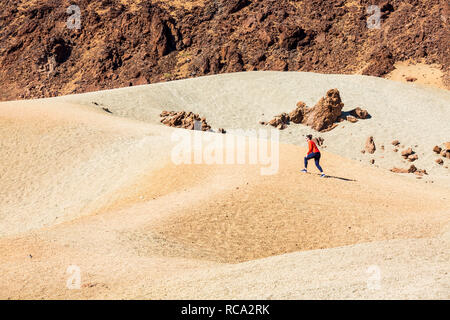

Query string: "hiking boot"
[301, 169, 307, 173]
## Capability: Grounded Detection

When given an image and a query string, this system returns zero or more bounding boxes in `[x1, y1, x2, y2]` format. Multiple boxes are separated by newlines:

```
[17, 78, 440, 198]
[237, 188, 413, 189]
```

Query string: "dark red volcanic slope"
[0, 0, 448, 101]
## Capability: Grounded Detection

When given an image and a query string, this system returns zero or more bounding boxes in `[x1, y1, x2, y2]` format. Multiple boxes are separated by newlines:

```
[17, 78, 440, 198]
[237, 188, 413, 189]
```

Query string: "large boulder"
[301, 89, 344, 132]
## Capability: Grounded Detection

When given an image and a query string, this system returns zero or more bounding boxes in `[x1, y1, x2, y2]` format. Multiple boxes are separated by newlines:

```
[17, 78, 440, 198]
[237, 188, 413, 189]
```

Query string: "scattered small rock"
[218, 128, 226, 134]
[435, 158, 444, 165]
[433, 145, 442, 154]
[408, 154, 418, 162]
[405, 76, 417, 82]
[401, 147, 413, 158]
[365, 136, 376, 154]
[391, 140, 400, 146]
[350, 107, 369, 119]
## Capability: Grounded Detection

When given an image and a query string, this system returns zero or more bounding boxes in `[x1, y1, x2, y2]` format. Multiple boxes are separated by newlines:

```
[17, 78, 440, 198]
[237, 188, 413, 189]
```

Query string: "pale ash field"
[0, 72, 449, 299]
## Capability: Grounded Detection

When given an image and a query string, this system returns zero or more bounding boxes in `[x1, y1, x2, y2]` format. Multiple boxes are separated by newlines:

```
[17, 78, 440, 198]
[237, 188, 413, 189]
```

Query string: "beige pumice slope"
[53, 71, 450, 182]
[0, 72, 449, 299]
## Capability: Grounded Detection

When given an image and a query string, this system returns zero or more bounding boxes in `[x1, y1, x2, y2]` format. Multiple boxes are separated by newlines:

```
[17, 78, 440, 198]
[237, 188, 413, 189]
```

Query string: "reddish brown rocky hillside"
[0, 0, 448, 101]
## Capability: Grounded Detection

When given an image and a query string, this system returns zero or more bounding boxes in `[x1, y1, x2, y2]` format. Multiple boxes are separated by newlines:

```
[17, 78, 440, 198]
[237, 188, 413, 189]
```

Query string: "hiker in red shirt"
[301, 135, 325, 177]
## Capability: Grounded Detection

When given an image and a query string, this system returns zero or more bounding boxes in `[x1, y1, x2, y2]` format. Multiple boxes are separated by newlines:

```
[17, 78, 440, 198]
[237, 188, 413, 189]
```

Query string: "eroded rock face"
[289, 102, 305, 124]
[301, 89, 344, 132]
[365, 136, 376, 154]
[1, 0, 449, 101]
[160, 111, 211, 131]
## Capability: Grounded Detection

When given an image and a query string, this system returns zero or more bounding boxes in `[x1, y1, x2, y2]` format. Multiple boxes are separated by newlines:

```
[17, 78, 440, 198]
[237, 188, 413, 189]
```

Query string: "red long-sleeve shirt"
[308, 140, 320, 155]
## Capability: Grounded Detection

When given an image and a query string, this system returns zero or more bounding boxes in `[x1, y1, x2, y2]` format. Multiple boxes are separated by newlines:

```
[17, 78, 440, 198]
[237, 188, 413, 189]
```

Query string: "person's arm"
[307, 140, 313, 154]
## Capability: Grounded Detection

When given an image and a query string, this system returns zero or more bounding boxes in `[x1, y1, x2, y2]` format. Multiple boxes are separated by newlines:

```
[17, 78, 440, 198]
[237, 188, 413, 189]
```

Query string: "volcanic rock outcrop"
[1, 0, 448, 101]
[300, 89, 344, 132]
[264, 89, 370, 132]
[264, 89, 346, 131]
[160, 111, 211, 131]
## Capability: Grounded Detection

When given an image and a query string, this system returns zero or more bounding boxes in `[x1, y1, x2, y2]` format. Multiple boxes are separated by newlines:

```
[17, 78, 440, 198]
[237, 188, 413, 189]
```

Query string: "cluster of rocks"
[362, 137, 428, 174]
[361, 137, 449, 175]
[160, 111, 211, 131]
[389, 140, 427, 174]
[262, 89, 369, 132]
[400, 147, 418, 162]
[260, 112, 290, 130]
[433, 143, 450, 166]
[390, 165, 427, 176]
[387, 140, 418, 162]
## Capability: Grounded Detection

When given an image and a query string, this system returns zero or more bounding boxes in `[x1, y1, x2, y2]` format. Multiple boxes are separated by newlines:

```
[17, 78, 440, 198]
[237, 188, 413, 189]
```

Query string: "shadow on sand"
[324, 175, 357, 182]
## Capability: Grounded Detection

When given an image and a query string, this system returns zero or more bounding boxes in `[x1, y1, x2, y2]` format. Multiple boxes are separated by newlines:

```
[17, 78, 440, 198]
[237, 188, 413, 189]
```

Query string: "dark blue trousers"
[304, 152, 323, 173]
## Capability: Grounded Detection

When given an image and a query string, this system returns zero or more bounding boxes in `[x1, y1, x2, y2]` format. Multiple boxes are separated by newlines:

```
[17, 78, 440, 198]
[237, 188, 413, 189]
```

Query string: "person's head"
[306, 134, 313, 141]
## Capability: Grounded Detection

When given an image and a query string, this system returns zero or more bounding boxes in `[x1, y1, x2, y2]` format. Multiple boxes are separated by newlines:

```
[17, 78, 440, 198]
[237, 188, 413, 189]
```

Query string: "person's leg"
[304, 153, 314, 169]
[314, 153, 323, 173]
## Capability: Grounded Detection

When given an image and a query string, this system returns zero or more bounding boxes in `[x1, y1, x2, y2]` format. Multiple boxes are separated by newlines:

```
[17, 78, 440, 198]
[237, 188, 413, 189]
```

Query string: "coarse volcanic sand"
[0, 72, 449, 299]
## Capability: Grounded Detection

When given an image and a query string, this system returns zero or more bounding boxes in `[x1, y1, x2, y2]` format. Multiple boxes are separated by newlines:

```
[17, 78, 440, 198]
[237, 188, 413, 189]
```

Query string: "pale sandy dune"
[0, 72, 449, 299]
